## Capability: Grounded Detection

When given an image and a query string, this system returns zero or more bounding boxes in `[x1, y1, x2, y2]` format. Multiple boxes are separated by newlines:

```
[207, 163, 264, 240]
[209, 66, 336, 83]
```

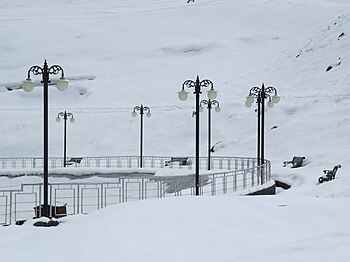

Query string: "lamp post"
[245, 83, 279, 184]
[132, 104, 151, 168]
[178, 76, 217, 196]
[56, 111, 75, 167]
[199, 99, 220, 170]
[22, 60, 69, 217]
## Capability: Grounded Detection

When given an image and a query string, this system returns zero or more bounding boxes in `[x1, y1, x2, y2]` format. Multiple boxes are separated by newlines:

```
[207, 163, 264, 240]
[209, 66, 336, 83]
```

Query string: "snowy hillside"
[0, 0, 350, 261]
[0, 0, 349, 186]
[0, 0, 348, 160]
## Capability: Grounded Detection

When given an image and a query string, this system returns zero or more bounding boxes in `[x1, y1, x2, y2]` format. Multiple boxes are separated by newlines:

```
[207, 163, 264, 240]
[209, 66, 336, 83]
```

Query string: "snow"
[0, 0, 350, 261]
[1, 195, 350, 261]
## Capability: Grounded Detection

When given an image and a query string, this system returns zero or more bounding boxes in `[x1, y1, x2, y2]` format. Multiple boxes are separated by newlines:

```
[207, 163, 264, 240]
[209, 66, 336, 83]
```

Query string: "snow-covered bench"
[283, 156, 305, 168]
[66, 157, 83, 166]
[318, 165, 341, 183]
[164, 157, 190, 166]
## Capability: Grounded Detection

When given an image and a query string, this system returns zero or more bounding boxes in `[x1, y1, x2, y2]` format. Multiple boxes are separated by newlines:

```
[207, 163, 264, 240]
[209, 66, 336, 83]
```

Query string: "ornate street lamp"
[56, 111, 75, 167]
[179, 75, 217, 196]
[132, 104, 151, 168]
[199, 99, 220, 170]
[246, 83, 279, 184]
[22, 60, 69, 217]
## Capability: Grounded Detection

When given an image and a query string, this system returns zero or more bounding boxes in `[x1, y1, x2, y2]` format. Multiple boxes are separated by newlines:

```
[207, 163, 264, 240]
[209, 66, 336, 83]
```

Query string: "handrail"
[0, 155, 258, 170]
[0, 156, 270, 225]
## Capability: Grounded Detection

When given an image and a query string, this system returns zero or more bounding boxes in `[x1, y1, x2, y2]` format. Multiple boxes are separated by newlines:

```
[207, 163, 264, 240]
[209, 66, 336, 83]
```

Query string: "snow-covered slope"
[1, 195, 350, 262]
[0, 0, 350, 261]
[1, 0, 349, 185]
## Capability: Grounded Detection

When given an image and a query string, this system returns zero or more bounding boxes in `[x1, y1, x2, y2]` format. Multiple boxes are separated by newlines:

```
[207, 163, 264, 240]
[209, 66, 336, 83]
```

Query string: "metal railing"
[0, 156, 270, 225]
[0, 155, 257, 170]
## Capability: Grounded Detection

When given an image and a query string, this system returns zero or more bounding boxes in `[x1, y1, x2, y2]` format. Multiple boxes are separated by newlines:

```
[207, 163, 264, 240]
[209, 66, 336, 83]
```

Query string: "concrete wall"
[247, 182, 276, 196]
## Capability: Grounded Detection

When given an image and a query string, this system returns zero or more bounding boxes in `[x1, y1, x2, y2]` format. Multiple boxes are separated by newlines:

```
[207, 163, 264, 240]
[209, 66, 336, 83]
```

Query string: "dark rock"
[338, 32, 345, 40]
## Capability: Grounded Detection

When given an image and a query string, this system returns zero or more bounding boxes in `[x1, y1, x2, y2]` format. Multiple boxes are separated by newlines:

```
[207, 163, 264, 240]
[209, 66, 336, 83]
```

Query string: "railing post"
[141, 178, 145, 200]
[77, 184, 80, 214]
[49, 184, 53, 217]
[211, 175, 215, 196]
[243, 172, 247, 189]
[9, 191, 13, 225]
[234, 173, 237, 192]
[121, 178, 125, 203]
[107, 156, 111, 168]
[223, 174, 227, 194]
[100, 184, 103, 209]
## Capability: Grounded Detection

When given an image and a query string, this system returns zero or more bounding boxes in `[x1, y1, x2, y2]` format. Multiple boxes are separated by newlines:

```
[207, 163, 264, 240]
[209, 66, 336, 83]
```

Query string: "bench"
[165, 157, 190, 166]
[318, 164, 341, 183]
[66, 157, 83, 166]
[283, 156, 305, 168]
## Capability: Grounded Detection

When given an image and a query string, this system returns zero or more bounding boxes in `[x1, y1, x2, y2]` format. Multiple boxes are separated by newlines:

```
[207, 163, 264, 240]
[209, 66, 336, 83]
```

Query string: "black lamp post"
[178, 76, 217, 196]
[56, 111, 75, 167]
[132, 104, 151, 168]
[199, 99, 220, 170]
[22, 60, 69, 217]
[246, 83, 279, 184]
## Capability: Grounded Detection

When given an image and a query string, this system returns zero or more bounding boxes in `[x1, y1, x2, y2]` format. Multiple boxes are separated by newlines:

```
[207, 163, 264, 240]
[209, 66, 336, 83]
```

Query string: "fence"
[0, 156, 271, 226]
[0, 155, 257, 170]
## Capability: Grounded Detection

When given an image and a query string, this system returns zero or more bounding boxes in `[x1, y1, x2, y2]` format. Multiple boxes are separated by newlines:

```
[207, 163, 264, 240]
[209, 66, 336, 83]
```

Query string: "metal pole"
[207, 100, 212, 170]
[140, 105, 144, 168]
[63, 111, 67, 167]
[261, 84, 265, 184]
[257, 94, 261, 169]
[43, 60, 49, 217]
[195, 76, 200, 196]
[181, 76, 215, 195]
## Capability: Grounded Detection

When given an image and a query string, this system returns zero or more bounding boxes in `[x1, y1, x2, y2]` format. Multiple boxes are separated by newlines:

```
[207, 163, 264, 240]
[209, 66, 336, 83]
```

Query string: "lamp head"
[207, 89, 217, 100]
[178, 90, 189, 101]
[272, 95, 280, 104]
[132, 111, 137, 117]
[245, 96, 254, 108]
[267, 100, 274, 108]
[22, 79, 35, 92]
[56, 77, 69, 91]
[246, 95, 254, 104]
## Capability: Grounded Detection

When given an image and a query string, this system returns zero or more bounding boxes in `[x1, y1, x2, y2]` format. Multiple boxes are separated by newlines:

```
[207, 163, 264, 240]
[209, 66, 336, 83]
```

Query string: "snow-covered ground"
[0, 0, 350, 261]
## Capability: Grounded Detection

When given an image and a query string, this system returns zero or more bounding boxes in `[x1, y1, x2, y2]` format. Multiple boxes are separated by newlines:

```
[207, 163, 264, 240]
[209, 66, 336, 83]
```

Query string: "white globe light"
[272, 95, 280, 104]
[207, 89, 217, 100]
[146, 112, 151, 118]
[22, 79, 35, 92]
[56, 117, 61, 123]
[56, 78, 69, 91]
[268, 100, 274, 108]
[215, 107, 221, 113]
[245, 100, 253, 108]
[246, 96, 254, 104]
[132, 111, 137, 117]
[178, 90, 188, 101]
[199, 106, 204, 112]
[70, 118, 75, 123]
